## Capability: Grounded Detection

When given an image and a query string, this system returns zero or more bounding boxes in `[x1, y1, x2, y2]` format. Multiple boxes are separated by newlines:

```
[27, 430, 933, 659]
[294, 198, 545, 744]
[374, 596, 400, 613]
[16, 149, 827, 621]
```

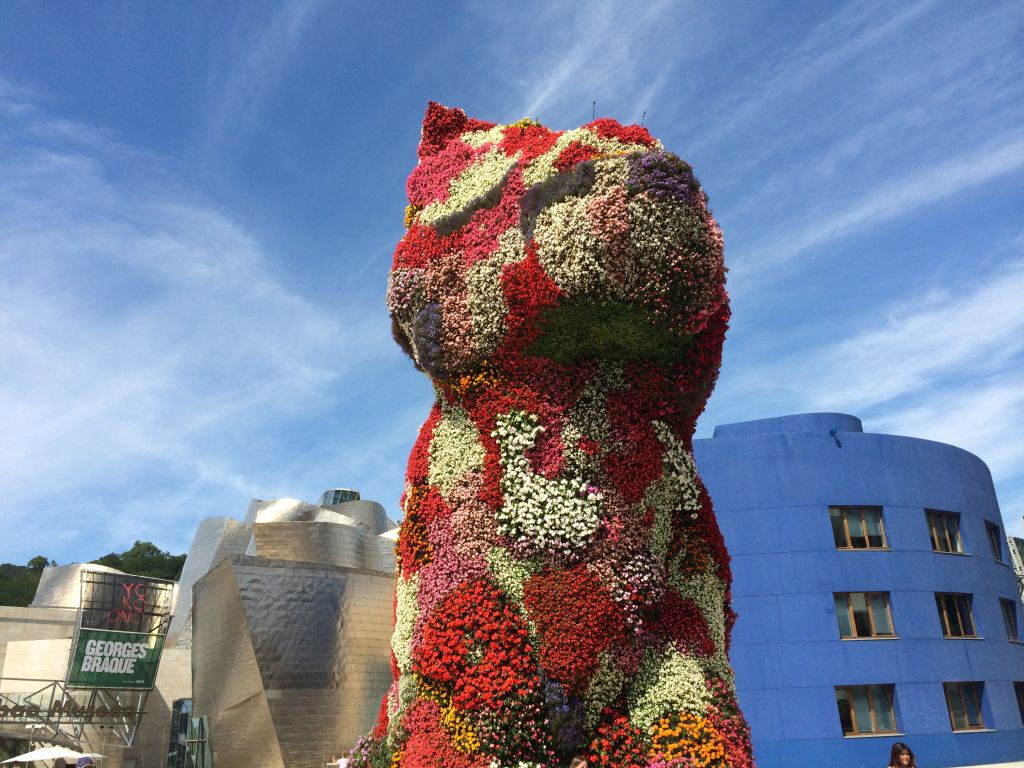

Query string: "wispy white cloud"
[0, 82, 391, 560]
[728, 256, 1024, 415]
[732, 133, 1024, 279]
[720, 17, 1024, 223]
[202, 0, 324, 148]
[799, 260, 1024, 411]
[471, 0, 683, 125]
[722, 255, 1024, 533]
[690, 0, 938, 153]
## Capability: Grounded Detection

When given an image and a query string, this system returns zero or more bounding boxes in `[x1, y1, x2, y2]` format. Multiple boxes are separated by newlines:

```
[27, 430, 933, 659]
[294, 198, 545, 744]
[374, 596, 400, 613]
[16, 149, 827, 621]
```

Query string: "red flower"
[554, 140, 600, 173]
[405, 405, 442, 486]
[584, 118, 656, 147]
[652, 589, 715, 658]
[501, 122, 560, 161]
[585, 710, 646, 768]
[418, 101, 495, 160]
[522, 565, 626, 693]
[414, 578, 540, 712]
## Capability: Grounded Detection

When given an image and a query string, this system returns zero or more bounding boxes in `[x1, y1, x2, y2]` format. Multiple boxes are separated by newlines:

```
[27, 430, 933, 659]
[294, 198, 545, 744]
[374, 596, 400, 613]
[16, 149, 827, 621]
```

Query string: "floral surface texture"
[349, 102, 753, 768]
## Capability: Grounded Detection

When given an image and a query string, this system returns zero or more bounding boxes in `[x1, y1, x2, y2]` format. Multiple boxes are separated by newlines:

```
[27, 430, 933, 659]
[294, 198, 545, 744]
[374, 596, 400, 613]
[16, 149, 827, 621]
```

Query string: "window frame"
[834, 591, 896, 639]
[1001, 598, 1019, 642]
[935, 593, 977, 638]
[830, 506, 888, 550]
[835, 684, 899, 736]
[943, 682, 986, 731]
[1014, 682, 1024, 726]
[926, 509, 964, 554]
[986, 521, 1004, 561]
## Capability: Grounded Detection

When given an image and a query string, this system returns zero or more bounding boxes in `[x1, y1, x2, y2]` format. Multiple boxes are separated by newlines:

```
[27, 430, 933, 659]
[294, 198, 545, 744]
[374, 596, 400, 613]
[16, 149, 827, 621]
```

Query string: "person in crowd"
[74, 757, 95, 768]
[888, 742, 916, 767]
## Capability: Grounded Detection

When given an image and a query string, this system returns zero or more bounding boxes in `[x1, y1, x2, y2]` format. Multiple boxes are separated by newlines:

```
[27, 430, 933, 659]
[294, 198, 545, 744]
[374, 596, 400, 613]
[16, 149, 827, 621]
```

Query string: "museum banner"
[67, 628, 166, 689]
[65, 571, 175, 690]
[79, 571, 175, 634]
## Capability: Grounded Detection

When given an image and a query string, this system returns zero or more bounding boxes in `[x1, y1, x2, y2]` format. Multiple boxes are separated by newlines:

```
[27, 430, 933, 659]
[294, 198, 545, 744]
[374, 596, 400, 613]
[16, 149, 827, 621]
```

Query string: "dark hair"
[889, 742, 916, 767]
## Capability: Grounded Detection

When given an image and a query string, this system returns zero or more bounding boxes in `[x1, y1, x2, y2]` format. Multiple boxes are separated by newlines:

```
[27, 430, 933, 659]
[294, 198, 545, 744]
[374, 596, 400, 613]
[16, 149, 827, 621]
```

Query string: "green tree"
[0, 562, 44, 607]
[93, 540, 186, 581]
[26, 556, 55, 573]
[1, 541, 186, 607]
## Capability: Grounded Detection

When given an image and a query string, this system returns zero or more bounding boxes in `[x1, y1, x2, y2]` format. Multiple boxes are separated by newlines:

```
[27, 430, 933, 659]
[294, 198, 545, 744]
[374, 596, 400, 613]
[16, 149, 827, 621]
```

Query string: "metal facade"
[188, 495, 397, 768]
[169, 517, 252, 645]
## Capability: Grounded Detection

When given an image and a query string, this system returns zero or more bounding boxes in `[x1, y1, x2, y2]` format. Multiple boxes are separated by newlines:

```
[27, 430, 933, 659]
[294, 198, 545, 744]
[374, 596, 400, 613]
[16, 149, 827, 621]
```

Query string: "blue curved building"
[693, 414, 1024, 768]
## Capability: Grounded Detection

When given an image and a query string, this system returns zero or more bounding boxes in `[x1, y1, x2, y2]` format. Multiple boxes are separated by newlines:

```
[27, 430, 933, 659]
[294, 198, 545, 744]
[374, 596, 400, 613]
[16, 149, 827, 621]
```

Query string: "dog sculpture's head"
[388, 103, 728, 414]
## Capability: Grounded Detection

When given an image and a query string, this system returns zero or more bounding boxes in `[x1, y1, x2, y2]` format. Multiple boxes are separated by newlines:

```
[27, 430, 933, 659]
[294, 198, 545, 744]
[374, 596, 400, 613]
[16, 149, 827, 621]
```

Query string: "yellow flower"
[440, 702, 481, 754]
[649, 711, 726, 767]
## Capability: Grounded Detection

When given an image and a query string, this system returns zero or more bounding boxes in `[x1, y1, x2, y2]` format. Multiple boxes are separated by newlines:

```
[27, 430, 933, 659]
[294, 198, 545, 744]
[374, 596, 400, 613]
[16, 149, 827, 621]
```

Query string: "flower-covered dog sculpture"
[351, 103, 753, 768]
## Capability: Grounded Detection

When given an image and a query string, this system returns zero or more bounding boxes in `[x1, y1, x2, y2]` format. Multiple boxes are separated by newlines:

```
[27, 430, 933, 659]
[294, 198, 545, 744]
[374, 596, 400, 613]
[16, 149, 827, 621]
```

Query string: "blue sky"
[1, 0, 1023, 563]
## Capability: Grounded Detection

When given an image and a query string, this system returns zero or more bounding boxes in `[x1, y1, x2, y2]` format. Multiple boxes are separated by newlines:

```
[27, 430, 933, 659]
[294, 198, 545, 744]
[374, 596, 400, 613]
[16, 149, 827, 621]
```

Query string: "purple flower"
[627, 151, 701, 205]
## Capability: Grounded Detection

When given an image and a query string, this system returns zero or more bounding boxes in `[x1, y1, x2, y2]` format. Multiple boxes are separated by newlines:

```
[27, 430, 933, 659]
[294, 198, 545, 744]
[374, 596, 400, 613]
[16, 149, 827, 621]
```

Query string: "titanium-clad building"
[183, 492, 398, 768]
[693, 413, 1024, 768]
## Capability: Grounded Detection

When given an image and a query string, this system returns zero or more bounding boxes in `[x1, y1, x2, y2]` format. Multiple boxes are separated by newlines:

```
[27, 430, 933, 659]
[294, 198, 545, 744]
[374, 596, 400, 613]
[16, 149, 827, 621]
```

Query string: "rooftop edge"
[711, 412, 863, 439]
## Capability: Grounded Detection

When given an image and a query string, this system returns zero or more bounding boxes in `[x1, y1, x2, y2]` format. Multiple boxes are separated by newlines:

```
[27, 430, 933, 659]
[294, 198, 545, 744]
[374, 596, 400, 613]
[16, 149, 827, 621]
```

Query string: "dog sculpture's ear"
[418, 101, 496, 159]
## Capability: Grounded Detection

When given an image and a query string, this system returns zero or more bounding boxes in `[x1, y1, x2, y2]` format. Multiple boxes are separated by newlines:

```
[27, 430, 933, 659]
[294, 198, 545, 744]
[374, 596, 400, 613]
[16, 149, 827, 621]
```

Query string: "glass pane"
[927, 513, 942, 550]
[946, 686, 964, 729]
[851, 593, 872, 637]
[871, 687, 894, 731]
[940, 595, 963, 636]
[848, 513, 867, 548]
[936, 517, 951, 551]
[1005, 602, 1018, 640]
[864, 509, 884, 547]
[835, 595, 853, 637]
[871, 594, 893, 635]
[852, 687, 872, 733]
[946, 517, 962, 552]
[989, 525, 1002, 559]
[950, 605, 965, 636]
[936, 595, 949, 634]
[836, 689, 853, 734]
[964, 685, 982, 727]
[830, 509, 847, 547]
[956, 597, 974, 635]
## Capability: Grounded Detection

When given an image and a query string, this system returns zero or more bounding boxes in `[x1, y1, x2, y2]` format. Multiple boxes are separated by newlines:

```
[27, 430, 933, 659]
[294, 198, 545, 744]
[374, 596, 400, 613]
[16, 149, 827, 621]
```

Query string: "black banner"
[79, 571, 175, 634]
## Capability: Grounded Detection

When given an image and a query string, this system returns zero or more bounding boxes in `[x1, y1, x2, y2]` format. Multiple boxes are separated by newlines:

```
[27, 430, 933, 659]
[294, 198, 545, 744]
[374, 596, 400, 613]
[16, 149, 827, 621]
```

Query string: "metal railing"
[0, 676, 148, 747]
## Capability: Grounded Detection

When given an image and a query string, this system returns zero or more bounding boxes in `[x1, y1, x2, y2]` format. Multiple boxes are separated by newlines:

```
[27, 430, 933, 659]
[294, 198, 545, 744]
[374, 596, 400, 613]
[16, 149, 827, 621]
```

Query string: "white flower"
[628, 646, 711, 731]
[419, 147, 520, 226]
[492, 410, 602, 557]
[428, 406, 485, 495]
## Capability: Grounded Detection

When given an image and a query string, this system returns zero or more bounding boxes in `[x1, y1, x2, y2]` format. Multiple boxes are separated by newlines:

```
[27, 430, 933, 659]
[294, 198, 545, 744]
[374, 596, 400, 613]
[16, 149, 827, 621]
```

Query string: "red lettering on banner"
[105, 582, 149, 627]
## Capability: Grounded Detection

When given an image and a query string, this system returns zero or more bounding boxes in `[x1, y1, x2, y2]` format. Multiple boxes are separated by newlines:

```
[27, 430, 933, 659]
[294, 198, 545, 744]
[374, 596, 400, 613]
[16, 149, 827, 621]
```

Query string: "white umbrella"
[1, 746, 100, 764]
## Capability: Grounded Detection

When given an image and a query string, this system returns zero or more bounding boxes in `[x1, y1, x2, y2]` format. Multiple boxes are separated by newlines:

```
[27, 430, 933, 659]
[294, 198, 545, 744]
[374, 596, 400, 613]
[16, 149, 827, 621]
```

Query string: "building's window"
[1001, 599, 1019, 641]
[835, 685, 898, 735]
[944, 682, 985, 731]
[167, 698, 213, 768]
[830, 507, 887, 549]
[834, 592, 895, 638]
[986, 522, 1003, 561]
[1014, 682, 1024, 725]
[926, 510, 963, 553]
[936, 593, 976, 637]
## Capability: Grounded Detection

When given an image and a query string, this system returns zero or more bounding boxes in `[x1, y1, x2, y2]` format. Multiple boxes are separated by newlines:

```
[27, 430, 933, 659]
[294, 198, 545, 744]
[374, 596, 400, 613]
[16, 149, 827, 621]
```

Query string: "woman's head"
[889, 741, 915, 766]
